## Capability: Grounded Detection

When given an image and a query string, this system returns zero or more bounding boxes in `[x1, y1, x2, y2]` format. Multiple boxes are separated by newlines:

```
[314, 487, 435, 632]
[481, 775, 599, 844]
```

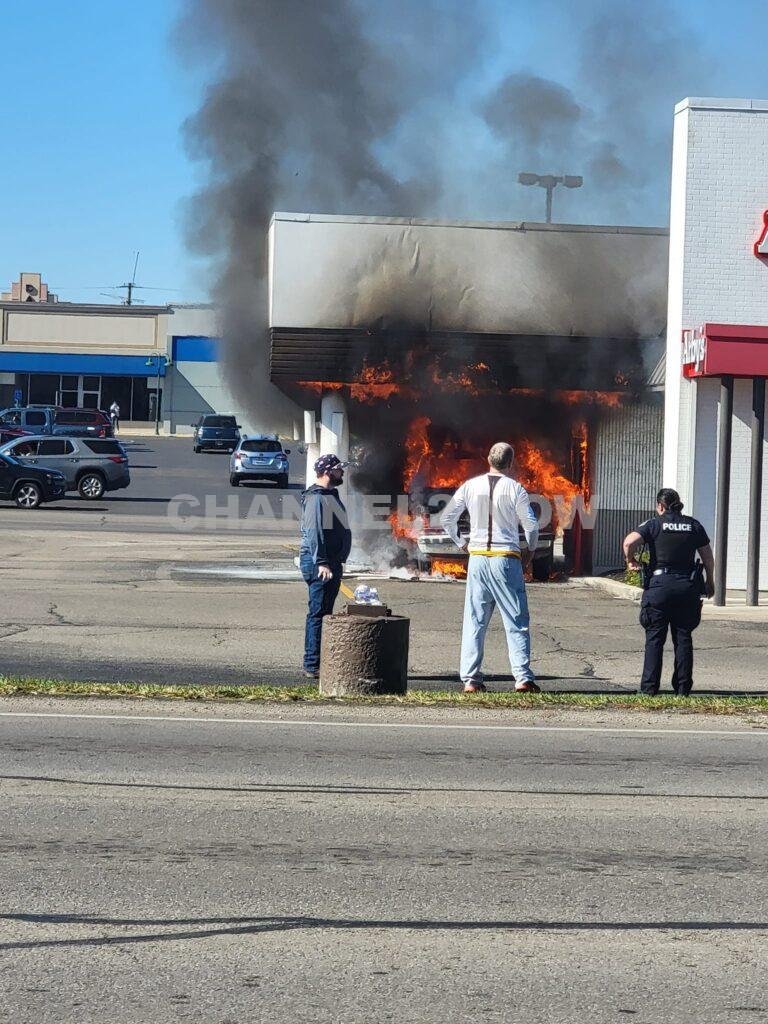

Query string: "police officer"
[622, 488, 715, 696]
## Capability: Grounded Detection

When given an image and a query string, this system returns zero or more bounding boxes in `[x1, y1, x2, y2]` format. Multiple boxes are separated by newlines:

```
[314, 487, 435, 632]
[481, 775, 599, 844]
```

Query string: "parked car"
[414, 490, 556, 581]
[229, 435, 291, 487]
[192, 414, 241, 453]
[0, 406, 113, 440]
[0, 453, 66, 508]
[0, 436, 130, 499]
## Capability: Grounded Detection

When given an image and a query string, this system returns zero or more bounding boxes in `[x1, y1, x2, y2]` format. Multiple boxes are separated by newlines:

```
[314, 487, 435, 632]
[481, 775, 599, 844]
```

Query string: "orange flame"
[431, 558, 468, 579]
[298, 372, 624, 408]
[388, 508, 425, 542]
[395, 416, 591, 537]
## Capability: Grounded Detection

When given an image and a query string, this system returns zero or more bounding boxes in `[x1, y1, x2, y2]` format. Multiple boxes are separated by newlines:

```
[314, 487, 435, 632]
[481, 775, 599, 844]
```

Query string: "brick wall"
[664, 98, 768, 589]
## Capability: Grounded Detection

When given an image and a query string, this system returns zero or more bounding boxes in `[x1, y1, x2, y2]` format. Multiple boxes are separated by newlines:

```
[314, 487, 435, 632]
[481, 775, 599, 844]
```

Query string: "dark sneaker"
[515, 681, 541, 693]
[463, 682, 487, 693]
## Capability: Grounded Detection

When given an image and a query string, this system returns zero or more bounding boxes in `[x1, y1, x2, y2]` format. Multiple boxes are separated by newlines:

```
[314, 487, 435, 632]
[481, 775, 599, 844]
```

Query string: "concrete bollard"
[319, 613, 410, 696]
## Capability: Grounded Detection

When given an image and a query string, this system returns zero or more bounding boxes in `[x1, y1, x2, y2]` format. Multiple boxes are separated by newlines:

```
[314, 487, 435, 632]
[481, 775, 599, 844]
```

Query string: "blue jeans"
[300, 555, 342, 673]
[460, 555, 533, 684]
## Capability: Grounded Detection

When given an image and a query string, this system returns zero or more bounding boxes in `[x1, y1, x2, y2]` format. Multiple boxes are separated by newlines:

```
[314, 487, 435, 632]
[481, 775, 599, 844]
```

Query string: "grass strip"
[1, 676, 768, 716]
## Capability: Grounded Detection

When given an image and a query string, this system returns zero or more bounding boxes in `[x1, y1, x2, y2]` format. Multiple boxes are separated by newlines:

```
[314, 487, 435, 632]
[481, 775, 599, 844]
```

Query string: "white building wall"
[664, 98, 768, 589]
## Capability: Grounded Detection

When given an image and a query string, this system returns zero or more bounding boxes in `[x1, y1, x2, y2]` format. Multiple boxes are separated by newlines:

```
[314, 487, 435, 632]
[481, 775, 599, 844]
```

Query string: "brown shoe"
[463, 682, 487, 693]
[514, 681, 541, 693]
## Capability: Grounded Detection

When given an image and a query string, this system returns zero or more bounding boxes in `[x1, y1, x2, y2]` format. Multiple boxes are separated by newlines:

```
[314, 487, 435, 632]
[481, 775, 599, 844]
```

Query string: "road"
[1, 698, 767, 1023]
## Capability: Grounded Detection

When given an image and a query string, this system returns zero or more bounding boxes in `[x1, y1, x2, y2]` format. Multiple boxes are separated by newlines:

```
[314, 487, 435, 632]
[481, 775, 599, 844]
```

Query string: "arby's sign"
[682, 324, 768, 379]
[755, 210, 768, 257]
[681, 328, 707, 377]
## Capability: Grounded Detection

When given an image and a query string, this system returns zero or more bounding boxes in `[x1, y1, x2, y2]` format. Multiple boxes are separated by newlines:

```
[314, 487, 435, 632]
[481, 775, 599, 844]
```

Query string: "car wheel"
[193, 445, 201, 453]
[78, 473, 106, 500]
[14, 482, 43, 509]
[277, 473, 289, 488]
[230, 475, 240, 487]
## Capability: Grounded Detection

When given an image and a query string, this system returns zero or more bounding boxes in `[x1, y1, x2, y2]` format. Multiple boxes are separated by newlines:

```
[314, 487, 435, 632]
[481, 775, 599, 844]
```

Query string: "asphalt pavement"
[1, 698, 767, 1023]
[101, 435, 304, 520]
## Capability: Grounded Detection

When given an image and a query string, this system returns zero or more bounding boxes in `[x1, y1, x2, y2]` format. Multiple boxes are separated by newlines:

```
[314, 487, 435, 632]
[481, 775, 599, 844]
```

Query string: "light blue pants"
[460, 555, 534, 684]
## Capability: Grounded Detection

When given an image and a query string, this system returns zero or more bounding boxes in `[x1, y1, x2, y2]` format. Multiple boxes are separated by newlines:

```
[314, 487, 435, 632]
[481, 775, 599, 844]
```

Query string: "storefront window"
[29, 374, 60, 405]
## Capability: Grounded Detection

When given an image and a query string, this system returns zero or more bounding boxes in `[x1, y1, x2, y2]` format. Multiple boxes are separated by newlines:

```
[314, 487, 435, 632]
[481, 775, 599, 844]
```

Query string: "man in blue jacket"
[299, 454, 352, 677]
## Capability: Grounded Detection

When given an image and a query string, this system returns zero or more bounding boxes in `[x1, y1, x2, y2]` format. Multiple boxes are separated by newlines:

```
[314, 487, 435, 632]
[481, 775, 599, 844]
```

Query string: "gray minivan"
[0, 436, 130, 499]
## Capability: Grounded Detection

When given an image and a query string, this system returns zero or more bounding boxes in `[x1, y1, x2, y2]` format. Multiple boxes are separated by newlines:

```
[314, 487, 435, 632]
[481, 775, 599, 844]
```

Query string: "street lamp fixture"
[517, 172, 583, 223]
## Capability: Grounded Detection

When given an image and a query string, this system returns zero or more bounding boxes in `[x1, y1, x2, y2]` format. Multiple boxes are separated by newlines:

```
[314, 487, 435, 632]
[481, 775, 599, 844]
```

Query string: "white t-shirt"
[440, 473, 539, 554]
[109, 403, 120, 416]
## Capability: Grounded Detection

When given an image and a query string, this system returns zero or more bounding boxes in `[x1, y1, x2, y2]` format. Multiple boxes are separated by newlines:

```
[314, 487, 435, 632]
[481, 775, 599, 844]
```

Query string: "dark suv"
[0, 453, 66, 508]
[192, 414, 241, 453]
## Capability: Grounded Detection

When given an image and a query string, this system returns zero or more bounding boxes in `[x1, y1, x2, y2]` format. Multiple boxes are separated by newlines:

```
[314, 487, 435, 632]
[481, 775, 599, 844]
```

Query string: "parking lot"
[0, 436, 767, 694]
[51, 435, 304, 523]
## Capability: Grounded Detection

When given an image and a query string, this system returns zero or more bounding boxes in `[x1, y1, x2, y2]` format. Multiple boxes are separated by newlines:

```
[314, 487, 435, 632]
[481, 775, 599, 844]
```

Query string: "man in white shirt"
[440, 442, 540, 694]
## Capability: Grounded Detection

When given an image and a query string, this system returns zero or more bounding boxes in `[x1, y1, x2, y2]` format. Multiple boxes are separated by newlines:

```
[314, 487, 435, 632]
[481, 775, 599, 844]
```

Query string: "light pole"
[518, 172, 583, 223]
[145, 356, 162, 436]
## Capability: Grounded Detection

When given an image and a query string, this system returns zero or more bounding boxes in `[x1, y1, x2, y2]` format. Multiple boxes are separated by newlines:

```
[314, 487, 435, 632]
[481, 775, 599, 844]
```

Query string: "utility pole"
[118, 252, 140, 305]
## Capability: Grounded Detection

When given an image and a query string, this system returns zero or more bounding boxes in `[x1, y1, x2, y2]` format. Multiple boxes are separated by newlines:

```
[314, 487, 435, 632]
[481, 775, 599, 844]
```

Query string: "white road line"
[0, 710, 764, 738]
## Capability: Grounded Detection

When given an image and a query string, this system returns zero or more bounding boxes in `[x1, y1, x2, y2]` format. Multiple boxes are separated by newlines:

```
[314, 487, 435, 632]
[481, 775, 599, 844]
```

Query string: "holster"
[640, 565, 652, 591]
[692, 562, 705, 596]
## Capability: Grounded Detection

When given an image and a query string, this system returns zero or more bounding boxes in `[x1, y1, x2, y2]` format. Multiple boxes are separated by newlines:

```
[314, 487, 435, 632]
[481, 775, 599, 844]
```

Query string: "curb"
[567, 576, 641, 603]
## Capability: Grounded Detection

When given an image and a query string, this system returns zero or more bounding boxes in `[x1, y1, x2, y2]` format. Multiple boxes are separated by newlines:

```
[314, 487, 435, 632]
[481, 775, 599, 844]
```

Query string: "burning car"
[414, 505, 556, 581]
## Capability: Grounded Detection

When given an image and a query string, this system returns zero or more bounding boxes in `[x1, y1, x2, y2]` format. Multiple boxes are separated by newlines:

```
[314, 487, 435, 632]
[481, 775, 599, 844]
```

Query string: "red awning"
[682, 323, 768, 379]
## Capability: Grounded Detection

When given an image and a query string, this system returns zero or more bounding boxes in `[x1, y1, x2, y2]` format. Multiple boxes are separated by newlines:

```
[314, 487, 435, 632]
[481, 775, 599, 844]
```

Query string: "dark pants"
[639, 575, 703, 695]
[300, 555, 342, 673]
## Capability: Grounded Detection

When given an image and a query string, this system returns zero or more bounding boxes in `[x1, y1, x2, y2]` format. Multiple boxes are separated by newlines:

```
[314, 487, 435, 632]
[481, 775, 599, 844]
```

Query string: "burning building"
[267, 212, 668, 575]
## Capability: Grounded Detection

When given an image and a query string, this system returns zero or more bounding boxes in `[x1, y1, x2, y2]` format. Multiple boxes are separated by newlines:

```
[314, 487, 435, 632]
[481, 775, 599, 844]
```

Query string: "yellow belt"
[468, 549, 521, 558]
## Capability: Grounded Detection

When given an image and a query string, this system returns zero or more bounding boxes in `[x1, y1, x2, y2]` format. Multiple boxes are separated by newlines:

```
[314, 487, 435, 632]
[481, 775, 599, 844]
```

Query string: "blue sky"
[2, 0, 767, 304]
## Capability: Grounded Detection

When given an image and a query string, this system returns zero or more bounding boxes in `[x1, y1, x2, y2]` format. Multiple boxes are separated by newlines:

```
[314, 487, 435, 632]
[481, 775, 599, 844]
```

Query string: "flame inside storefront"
[298, 348, 635, 580]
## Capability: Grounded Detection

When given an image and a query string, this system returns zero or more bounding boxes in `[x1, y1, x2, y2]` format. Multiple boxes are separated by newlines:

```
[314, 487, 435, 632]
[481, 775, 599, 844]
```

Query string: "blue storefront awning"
[0, 352, 167, 377]
[172, 336, 220, 362]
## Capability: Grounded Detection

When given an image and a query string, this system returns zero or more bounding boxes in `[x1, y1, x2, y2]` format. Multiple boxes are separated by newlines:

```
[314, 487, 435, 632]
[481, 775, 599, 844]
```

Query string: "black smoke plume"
[177, 0, 481, 432]
[178, 0, 709, 430]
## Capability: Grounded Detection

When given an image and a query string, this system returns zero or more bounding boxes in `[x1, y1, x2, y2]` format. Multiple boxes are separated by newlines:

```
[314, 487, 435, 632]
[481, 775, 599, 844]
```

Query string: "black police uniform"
[636, 511, 709, 696]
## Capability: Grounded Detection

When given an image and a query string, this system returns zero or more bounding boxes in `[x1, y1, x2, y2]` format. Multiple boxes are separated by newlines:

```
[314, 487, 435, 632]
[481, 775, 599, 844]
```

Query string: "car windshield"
[240, 440, 281, 453]
[203, 416, 237, 428]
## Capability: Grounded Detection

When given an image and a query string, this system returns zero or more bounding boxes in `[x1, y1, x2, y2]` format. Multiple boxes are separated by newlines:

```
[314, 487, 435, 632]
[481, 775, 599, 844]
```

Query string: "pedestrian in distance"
[109, 400, 120, 434]
[440, 441, 541, 694]
[623, 487, 715, 696]
[299, 454, 352, 679]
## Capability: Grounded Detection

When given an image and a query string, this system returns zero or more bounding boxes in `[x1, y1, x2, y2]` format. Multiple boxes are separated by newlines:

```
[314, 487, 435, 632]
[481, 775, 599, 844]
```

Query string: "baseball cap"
[314, 453, 349, 476]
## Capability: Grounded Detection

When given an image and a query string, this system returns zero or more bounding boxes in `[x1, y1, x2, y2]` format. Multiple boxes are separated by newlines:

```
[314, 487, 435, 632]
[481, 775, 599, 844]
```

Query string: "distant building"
[0, 287, 235, 430]
[1, 272, 58, 304]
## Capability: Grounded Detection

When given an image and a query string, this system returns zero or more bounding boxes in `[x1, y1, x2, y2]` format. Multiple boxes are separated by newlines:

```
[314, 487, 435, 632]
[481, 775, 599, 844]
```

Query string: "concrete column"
[714, 375, 734, 606]
[305, 392, 350, 492]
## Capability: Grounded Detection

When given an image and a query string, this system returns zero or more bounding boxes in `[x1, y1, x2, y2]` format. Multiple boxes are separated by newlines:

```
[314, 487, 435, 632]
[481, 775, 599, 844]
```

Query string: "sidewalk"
[116, 424, 188, 438]
[574, 575, 768, 622]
